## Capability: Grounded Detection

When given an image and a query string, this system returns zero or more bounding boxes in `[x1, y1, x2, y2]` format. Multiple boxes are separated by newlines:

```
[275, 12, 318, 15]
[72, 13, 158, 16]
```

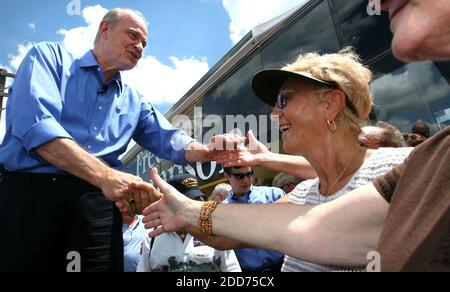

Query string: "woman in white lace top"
[137, 49, 413, 271]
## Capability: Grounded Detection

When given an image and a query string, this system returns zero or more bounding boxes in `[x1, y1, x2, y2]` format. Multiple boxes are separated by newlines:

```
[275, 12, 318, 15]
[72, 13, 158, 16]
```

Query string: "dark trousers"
[0, 172, 123, 272]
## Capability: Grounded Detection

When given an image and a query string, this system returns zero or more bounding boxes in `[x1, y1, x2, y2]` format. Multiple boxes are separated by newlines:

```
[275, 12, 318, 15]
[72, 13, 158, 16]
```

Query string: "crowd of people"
[0, 0, 449, 272]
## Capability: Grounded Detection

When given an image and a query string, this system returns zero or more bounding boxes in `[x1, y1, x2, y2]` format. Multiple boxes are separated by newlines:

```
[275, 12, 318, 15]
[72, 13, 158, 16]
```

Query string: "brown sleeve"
[373, 162, 406, 203]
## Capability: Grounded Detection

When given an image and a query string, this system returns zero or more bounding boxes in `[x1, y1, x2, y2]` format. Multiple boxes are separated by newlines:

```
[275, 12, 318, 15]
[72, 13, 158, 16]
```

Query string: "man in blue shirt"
[0, 8, 237, 272]
[223, 166, 285, 272]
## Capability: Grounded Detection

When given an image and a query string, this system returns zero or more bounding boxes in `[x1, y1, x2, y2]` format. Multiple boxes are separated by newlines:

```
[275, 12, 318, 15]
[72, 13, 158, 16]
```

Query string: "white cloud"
[222, 0, 306, 44]
[28, 23, 36, 34]
[8, 42, 34, 72]
[56, 5, 209, 106]
[57, 5, 108, 58]
[123, 55, 209, 105]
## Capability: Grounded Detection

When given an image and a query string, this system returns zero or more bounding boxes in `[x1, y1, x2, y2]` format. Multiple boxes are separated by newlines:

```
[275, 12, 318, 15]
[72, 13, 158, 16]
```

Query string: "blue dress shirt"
[224, 186, 285, 271]
[0, 42, 193, 174]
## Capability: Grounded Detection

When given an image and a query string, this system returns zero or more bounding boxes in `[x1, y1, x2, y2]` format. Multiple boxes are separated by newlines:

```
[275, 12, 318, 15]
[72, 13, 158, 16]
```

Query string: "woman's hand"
[141, 168, 202, 238]
[214, 130, 270, 167]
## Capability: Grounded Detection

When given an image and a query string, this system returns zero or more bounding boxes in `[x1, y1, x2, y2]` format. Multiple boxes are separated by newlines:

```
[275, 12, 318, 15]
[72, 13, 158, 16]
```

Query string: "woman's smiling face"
[271, 79, 327, 155]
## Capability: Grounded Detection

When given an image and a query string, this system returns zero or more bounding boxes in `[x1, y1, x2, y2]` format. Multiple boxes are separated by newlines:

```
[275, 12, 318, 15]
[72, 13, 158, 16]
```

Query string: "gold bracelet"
[198, 201, 218, 235]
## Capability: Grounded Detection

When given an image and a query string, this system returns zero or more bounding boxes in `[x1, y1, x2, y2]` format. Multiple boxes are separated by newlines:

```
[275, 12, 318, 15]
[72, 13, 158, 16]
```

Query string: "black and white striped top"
[282, 147, 414, 272]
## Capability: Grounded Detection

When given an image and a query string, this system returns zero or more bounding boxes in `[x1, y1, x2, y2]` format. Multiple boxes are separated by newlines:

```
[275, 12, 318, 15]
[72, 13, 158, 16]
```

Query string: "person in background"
[123, 214, 148, 272]
[210, 183, 232, 203]
[272, 173, 304, 194]
[136, 174, 241, 272]
[403, 133, 427, 147]
[359, 121, 405, 149]
[221, 166, 285, 272]
[411, 122, 430, 139]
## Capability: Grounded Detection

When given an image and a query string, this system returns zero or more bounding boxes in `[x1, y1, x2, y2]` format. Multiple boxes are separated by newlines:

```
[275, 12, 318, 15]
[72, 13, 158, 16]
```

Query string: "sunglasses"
[276, 90, 295, 109]
[230, 171, 254, 180]
[276, 88, 359, 117]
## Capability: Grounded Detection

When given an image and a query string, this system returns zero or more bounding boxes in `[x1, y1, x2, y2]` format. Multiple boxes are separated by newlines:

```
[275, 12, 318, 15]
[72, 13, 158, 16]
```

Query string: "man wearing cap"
[137, 174, 241, 272]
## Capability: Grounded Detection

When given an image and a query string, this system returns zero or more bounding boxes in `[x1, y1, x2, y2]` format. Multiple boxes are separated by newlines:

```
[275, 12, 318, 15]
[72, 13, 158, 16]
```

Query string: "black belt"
[0, 172, 98, 189]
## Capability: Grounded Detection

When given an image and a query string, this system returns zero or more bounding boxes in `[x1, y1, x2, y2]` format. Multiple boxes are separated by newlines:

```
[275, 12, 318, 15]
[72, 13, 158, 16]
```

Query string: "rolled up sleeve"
[11, 43, 73, 153]
[134, 101, 194, 166]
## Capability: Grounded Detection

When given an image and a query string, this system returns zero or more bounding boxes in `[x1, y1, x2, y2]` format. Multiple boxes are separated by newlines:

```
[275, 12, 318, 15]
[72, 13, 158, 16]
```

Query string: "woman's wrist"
[256, 151, 273, 168]
[185, 200, 204, 229]
[197, 201, 219, 235]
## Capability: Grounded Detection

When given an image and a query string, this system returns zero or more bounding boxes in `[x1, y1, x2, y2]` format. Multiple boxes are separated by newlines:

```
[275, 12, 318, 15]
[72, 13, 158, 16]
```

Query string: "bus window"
[261, 0, 340, 68]
[334, 0, 393, 60]
[202, 51, 267, 122]
[370, 55, 450, 135]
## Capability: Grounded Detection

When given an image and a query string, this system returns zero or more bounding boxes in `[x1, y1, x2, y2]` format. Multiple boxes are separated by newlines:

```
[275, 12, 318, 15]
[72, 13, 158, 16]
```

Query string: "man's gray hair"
[94, 8, 148, 45]
[375, 121, 406, 147]
[272, 173, 304, 189]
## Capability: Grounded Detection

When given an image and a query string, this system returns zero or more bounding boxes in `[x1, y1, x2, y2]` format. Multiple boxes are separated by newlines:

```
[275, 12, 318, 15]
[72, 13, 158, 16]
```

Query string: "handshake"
[101, 133, 251, 215]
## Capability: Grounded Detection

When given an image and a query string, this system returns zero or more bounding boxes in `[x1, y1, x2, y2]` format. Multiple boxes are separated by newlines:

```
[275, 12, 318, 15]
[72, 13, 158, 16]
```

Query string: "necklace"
[319, 150, 362, 203]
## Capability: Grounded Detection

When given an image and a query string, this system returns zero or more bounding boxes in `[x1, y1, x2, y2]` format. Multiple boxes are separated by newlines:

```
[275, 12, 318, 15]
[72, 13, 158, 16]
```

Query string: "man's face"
[377, 0, 450, 61]
[226, 167, 253, 197]
[99, 12, 148, 71]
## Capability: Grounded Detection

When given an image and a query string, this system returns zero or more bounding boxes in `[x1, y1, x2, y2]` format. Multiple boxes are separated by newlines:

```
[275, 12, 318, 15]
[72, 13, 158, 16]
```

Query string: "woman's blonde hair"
[282, 48, 373, 135]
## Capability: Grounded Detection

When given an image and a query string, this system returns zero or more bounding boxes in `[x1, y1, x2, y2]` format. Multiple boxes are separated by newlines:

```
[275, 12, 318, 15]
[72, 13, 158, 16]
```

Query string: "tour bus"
[119, 0, 450, 194]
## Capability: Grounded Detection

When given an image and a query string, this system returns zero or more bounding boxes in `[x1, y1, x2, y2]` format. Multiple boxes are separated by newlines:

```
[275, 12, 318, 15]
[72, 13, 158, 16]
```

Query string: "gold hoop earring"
[327, 119, 337, 133]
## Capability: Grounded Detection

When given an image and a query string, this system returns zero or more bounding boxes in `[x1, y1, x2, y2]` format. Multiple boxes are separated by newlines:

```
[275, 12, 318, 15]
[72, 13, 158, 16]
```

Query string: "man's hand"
[214, 130, 270, 167]
[185, 134, 246, 163]
[99, 169, 145, 215]
[129, 181, 164, 213]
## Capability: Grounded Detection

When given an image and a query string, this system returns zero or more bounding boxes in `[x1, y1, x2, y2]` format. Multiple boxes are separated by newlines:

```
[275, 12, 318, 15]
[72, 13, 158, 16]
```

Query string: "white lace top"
[282, 147, 413, 272]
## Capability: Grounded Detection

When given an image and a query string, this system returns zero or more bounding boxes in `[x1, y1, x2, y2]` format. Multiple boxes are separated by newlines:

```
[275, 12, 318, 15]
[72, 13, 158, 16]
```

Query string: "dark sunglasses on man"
[230, 171, 254, 180]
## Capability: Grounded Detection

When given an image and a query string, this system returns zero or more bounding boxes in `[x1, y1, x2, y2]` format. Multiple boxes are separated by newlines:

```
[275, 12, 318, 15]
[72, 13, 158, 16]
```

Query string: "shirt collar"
[80, 50, 123, 91]
[80, 50, 99, 68]
[231, 186, 253, 201]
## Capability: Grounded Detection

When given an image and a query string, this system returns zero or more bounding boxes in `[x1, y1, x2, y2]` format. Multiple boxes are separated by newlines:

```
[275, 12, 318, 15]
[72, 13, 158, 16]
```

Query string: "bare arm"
[143, 168, 388, 267]
[187, 192, 290, 248]
[214, 130, 317, 180]
[208, 184, 388, 266]
[36, 138, 150, 212]
[184, 141, 211, 163]
[186, 228, 251, 250]
[185, 135, 247, 163]
[257, 153, 317, 180]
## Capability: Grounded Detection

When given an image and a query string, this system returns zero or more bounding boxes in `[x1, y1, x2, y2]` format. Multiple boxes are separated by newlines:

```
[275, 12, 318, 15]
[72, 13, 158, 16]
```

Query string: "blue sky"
[0, 0, 303, 115]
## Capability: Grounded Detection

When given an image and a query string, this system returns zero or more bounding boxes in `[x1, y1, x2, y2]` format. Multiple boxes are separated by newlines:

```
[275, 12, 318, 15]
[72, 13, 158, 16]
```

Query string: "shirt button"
[98, 106, 103, 110]
[87, 145, 92, 150]
[93, 127, 98, 131]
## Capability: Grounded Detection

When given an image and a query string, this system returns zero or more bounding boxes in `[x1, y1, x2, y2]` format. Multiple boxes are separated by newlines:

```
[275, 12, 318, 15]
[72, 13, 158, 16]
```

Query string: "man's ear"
[324, 89, 346, 120]
[99, 20, 109, 40]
